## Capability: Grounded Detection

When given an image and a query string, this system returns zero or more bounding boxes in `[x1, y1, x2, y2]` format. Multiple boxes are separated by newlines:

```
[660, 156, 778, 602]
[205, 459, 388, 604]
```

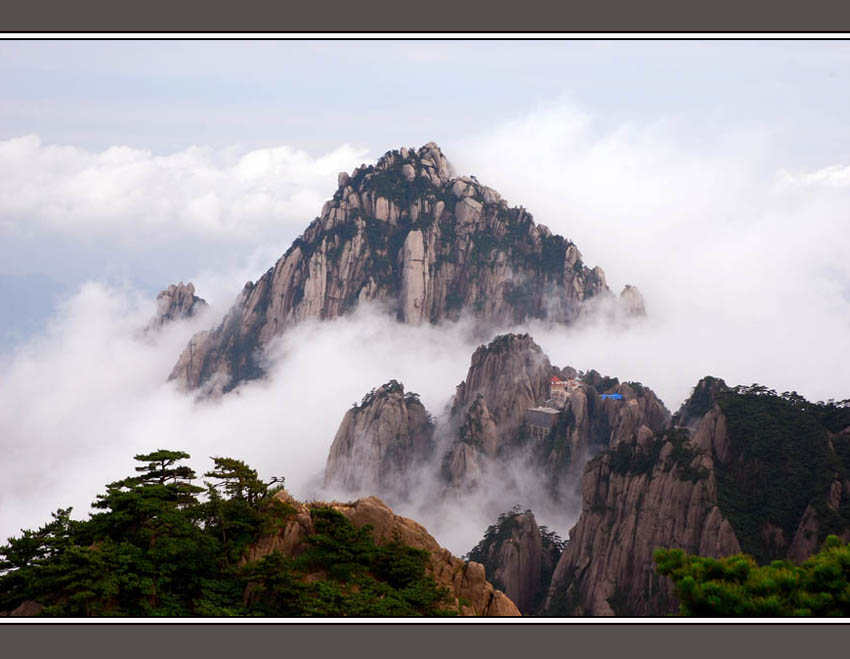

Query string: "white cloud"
[0, 134, 368, 244]
[0, 287, 489, 552]
[3, 98, 850, 558]
[776, 162, 850, 189]
[452, 100, 850, 408]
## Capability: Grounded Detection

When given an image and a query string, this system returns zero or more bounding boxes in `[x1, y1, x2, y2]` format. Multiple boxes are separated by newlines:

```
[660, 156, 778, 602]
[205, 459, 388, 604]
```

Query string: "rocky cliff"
[169, 143, 622, 394]
[324, 380, 434, 501]
[442, 334, 553, 487]
[466, 508, 562, 615]
[145, 281, 207, 331]
[543, 378, 850, 616]
[618, 284, 646, 318]
[440, 334, 670, 495]
[246, 491, 520, 616]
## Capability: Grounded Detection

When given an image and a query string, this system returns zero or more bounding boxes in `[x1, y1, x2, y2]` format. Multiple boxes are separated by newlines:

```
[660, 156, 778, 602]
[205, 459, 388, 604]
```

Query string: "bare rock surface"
[543, 427, 740, 616]
[441, 334, 670, 492]
[466, 509, 562, 614]
[169, 143, 618, 393]
[543, 377, 850, 616]
[145, 281, 207, 331]
[324, 381, 434, 500]
[618, 284, 646, 318]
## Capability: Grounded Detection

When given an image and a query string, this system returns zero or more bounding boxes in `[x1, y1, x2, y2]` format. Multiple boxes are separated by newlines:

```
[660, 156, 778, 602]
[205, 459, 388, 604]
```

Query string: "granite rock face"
[146, 282, 207, 331]
[543, 426, 740, 615]
[543, 377, 850, 616]
[324, 381, 434, 501]
[442, 334, 552, 487]
[246, 491, 520, 617]
[466, 509, 561, 615]
[542, 379, 742, 615]
[169, 143, 615, 394]
[440, 334, 670, 492]
[618, 284, 646, 318]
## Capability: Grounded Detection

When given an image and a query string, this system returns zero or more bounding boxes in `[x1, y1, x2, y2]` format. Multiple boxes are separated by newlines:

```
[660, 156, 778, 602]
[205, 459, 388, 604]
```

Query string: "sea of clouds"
[2, 100, 850, 555]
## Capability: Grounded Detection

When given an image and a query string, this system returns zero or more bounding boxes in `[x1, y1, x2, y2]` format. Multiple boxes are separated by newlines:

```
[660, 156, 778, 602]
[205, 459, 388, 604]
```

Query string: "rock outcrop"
[543, 426, 739, 616]
[450, 334, 553, 444]
[543, 377, 850, 616]
[440, 334, 670, 493]
[146, 282, 207, 331]
[618, 284, 646, 318]
[0, 600, 44, 617]
[169, 143, 616, 394]
[466, 509, 562, 615]
[442, 334, 552, 486]
[324, 380, 434, 501]
[541, 377, 671, 489]
[247, 491, 520, 617]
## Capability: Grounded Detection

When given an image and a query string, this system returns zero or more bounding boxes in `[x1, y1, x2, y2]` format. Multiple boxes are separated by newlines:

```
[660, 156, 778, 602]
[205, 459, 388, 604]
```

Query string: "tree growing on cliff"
[654, 535, 850, 616]
[0, 450, 455, 617]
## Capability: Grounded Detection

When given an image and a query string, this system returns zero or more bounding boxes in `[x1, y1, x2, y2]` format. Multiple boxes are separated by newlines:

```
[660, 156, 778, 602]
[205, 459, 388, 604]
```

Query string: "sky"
[1, 39, 850, 553]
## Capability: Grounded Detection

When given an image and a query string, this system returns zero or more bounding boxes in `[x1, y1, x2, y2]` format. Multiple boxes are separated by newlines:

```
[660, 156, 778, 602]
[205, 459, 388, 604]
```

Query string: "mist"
[0, 287, 497, 553]
[2, 97, 850, 557]
[453, 100, 850, 407]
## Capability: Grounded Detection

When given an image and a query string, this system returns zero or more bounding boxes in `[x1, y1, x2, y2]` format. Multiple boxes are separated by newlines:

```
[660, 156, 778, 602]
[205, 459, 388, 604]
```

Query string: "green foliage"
[466, 506, 525, 565]
[285, 236, 315, 260]
[680, 376, 726, 420]
[714, 387, 848, 563]
[288, 508, 452, 616]
[655, 535, 850, 616]
[539, 235, 568, 276]
[608, 429, 708, 483]
[0, 451, 452, 617]
[355, 380, 405, 410]
[581, 369, 619, 392]
[608, 437, 664, 477]
[469, 232, 499, 265]
[466, 507, 565, 614]
[666, 430, 710, 482]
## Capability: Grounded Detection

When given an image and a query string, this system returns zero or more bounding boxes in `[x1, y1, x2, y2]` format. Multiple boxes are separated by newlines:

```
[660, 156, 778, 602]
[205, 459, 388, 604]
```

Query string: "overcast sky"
[1, 39, 850, 550]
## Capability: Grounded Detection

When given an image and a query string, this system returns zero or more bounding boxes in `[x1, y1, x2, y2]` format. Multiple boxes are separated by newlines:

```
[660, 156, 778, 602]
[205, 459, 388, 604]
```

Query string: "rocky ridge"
[324, 380, 434, 500]
[321, 334, 670, 504]
[145, 282, 207, 331]
[465, 508, 562, 614]
[618, 284, 646, 318]
[168, 143, 640, 394]
[441, 334, 670, 493]
[316, 339, 850, 616]
[245, 490, 520, 616]
[543, 378, 850, 615]
[442, 334, 553, 487]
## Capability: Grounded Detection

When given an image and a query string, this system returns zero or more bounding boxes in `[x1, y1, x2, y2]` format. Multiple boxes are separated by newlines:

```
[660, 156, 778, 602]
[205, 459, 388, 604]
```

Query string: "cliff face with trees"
[655, 534, 850, 616]
[543, 378, 850, 616]
[145, 282, 207, 332]
[168, 143, 642, 394]
[322, 334, 670, 507]
[0, 451, 518, 617]
[324, 380, 435, 501]
[465, 507, 563, 615]
[439, 334, 670, 496]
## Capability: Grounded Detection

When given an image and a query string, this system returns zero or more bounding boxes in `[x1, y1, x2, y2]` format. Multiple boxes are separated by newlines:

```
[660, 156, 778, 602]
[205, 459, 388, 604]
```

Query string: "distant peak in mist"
[144, 281, 207, 333]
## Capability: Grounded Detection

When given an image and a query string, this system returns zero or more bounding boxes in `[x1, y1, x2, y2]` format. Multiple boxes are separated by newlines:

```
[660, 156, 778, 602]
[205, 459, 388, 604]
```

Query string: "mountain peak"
[170, 144, 623, 393]
[338, 142, 455, 195]
[674, 375, 729, 429]
[145, 281, 206, 332]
